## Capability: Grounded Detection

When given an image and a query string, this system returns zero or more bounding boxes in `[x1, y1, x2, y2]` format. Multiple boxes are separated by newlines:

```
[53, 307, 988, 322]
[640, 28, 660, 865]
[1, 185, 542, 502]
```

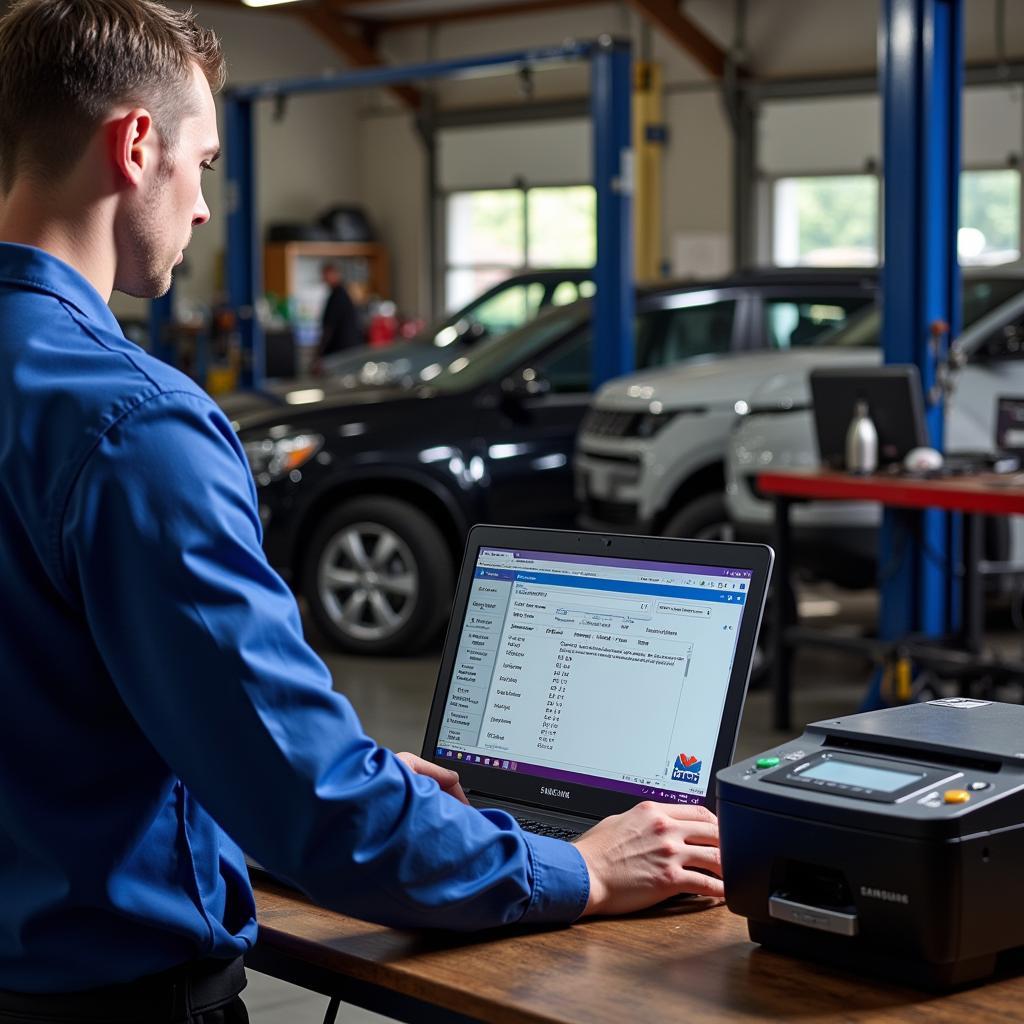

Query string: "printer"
[717, 698, 1024, 987]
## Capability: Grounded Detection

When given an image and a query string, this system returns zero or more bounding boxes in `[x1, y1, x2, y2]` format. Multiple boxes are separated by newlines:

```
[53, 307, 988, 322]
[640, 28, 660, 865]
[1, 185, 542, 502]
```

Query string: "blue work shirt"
[0, 243, 589, 992]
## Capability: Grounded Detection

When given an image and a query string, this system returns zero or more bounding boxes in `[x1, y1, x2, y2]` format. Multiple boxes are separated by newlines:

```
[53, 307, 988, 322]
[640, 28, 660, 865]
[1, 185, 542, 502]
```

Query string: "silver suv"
[575, 270, 876, 539]
[726, 271, 1024, 583]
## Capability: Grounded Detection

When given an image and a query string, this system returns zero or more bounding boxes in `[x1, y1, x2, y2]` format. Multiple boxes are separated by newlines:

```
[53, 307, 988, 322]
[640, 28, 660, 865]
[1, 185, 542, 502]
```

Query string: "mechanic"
[0, 2, 722, 1020]
[314, 262, 364, 371]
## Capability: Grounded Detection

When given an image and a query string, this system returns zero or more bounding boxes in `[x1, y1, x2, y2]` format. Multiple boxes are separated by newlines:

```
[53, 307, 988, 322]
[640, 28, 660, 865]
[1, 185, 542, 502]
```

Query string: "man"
[0, 1, 723, 1020]
[315, 262, 363, 371]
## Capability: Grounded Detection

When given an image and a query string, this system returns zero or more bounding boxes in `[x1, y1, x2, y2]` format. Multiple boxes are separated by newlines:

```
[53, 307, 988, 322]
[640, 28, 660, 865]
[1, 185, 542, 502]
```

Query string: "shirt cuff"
[518, 833, 590, 925]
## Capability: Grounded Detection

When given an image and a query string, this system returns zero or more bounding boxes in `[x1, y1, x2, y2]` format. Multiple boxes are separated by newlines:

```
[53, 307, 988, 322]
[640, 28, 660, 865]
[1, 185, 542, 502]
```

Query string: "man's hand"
[396, 751, 470, 805]
[574, 801, 723, 916]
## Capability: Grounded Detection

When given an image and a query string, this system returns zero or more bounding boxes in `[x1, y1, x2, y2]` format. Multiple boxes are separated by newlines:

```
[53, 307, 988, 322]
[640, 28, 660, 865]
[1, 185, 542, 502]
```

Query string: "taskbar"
[435, 747, 705, 805]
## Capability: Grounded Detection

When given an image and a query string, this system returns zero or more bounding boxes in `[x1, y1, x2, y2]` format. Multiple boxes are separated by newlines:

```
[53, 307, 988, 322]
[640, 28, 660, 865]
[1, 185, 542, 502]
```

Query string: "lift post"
[220, 41, 633, 392]
[868, 0, 963, 706]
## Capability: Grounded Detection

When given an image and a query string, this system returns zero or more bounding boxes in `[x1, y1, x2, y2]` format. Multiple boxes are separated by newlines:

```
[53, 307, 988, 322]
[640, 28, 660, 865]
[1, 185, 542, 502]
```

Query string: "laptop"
[995, 396, 1024, 463]
[420, 525, 773, 840]
[810, 365, 928, 470]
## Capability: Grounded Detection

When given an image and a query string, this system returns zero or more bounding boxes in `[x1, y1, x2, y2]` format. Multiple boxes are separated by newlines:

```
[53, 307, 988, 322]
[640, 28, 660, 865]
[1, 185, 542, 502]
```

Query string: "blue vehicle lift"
[175, 39, 633, 391]
[866, 0, 963, 708]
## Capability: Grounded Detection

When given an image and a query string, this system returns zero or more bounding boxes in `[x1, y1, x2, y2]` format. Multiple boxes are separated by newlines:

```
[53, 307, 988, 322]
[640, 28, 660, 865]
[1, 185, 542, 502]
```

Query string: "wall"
[355, 113, 426, 321]
[356, 2, 738, 313]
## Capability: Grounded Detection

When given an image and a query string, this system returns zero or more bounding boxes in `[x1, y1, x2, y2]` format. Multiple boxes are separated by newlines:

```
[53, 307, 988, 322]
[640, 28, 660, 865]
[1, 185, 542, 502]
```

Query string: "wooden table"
[757, 468, 1024, 730]
[249, 877, 1024, 1023]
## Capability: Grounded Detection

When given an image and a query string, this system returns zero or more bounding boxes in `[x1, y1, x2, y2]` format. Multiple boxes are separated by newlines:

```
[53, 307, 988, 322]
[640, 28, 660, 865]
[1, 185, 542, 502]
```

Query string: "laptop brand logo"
[672, 753, 702, 783]
[541, 786, 571, 799]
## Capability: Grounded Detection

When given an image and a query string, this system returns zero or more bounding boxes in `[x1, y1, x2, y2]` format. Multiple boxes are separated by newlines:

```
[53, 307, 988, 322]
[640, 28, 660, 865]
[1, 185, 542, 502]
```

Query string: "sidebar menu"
[438, 573, 513, 747]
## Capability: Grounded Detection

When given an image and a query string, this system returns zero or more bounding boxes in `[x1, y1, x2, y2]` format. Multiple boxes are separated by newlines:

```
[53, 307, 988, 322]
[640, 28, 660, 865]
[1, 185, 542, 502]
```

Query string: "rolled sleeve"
[520, 833, 590, 925]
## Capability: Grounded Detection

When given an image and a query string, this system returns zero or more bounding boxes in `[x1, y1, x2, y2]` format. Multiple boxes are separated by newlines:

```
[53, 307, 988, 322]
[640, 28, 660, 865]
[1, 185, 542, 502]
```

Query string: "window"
[445, 186, 595, 308]
[772, 175, 880, 267]
[959, 169, 1021, 265]
[532, 331, 592, 393]
[467, 282, 546, 337]
[764, 297, 873, 349]
[527, 187, 596, 267]
[636, 302, 736, 369]
[771, 169, 1022, 270]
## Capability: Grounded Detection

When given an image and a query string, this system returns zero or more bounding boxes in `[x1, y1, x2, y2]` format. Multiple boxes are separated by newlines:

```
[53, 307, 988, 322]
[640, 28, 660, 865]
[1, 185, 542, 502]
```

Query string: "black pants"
[0, 957, 247, 1024]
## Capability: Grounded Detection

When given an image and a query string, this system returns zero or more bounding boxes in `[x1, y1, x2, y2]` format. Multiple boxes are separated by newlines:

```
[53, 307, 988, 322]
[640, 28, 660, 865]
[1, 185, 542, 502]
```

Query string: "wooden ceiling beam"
[373, 0, 597, 31]
[295, 4, 422, 109]
[625, 0, 726, 79]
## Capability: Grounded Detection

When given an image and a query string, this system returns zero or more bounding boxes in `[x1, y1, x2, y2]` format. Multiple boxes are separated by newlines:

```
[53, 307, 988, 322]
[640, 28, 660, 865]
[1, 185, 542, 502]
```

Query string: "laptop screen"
[432, 546, 753, 805]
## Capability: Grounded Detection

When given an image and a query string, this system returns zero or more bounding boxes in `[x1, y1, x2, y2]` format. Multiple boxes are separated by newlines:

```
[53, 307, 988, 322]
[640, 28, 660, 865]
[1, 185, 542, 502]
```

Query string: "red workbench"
[756, 468, 1024, 730]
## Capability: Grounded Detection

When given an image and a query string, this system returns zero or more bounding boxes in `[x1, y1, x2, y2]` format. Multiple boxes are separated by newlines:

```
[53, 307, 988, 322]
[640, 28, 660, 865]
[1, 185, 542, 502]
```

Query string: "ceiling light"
[241, 0, 305, 8]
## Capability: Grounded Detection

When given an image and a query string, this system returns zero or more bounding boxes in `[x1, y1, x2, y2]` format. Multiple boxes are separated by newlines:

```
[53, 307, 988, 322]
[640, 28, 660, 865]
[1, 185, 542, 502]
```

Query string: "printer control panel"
[741, 748, 998, 812]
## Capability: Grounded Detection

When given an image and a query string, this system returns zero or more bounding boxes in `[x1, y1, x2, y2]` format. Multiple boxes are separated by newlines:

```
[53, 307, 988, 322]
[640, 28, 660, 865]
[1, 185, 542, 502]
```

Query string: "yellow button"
[943, 789, 970, 804]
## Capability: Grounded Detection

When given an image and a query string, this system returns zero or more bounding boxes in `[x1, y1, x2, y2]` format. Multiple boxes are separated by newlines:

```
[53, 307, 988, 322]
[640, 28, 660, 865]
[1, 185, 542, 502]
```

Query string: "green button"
[755, 757, 780, 770]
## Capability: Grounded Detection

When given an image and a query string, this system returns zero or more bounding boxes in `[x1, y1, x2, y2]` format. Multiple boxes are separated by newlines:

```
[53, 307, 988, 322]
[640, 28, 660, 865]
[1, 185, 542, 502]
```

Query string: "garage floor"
[243, 583, 1024, 1022]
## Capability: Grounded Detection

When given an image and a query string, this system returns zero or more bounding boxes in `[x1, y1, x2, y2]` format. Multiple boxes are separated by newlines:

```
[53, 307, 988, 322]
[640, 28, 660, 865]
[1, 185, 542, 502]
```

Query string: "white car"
[576, 269, 1024, 585]
[726, 278, 1024, 584]
[574, 273, 877, 538]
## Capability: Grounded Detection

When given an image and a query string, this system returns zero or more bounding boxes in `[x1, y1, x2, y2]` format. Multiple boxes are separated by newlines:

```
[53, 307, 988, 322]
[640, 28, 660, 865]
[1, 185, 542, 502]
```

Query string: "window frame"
[767, 170, 884, 269]
[441, 181, 596, 310]
[765, 165, 1024, 270]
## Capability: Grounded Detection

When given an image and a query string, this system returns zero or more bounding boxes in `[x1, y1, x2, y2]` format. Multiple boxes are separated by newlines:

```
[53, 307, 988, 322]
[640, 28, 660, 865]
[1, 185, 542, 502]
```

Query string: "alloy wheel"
[317, 522, 419, 642]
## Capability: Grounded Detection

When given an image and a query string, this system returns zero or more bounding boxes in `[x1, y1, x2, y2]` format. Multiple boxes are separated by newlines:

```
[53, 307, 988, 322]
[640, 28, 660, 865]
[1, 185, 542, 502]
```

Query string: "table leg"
[772, 496, 795, 732]
[962, 512, 983, 658]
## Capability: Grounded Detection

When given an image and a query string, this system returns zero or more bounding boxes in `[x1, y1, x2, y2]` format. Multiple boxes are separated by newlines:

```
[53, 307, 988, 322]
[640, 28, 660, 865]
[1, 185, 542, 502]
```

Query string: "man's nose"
[193, 189, 211, 227]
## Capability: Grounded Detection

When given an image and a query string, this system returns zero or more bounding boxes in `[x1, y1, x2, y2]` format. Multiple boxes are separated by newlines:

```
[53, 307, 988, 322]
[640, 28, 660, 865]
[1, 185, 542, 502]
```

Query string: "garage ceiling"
[204, 0, 728, 109]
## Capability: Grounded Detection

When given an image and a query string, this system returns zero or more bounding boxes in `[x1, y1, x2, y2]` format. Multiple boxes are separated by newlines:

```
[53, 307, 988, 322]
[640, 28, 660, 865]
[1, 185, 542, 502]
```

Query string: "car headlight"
[243, 433, 323, 485]
[633, 411, 677, 438]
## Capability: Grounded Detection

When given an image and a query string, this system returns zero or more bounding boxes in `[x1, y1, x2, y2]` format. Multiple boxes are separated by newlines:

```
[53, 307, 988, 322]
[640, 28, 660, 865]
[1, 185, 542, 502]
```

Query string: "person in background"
[313, 262, 362, 373]
[0, 1, 723, 1020]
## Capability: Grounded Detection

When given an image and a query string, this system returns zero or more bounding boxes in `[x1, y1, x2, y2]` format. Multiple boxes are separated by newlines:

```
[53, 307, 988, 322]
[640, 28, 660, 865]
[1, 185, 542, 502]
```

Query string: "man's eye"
[201, 162, 215, 172]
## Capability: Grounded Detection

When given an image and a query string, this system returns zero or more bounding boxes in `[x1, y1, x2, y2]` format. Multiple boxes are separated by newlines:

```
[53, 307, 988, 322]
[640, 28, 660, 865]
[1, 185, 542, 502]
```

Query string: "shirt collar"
[0, 242, 124, 336]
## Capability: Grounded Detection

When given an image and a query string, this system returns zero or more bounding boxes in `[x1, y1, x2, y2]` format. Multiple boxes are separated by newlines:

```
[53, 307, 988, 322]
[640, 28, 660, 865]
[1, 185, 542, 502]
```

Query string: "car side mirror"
[977, 322, 1024, 362]
[462, 319, 490, 345]
[501, 368, 552, 399]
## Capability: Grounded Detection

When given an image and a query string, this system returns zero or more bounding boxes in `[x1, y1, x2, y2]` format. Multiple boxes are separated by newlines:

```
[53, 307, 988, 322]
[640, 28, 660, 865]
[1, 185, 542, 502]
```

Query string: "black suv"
[224, 269, 875, 655]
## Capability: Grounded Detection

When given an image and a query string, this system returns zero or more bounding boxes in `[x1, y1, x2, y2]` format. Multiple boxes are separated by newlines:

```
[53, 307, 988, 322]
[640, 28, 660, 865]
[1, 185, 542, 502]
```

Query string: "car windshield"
[426, 301, 590, 392]
[823, 276, 1024, 347]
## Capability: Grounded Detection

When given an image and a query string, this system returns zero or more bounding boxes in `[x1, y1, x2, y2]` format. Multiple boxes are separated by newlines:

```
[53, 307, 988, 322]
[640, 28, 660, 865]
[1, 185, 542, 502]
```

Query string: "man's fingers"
[446, 780, 471, 805]
[677, 870, 725, 899]
[681, 844, 722, 876]
[396, 752, 462, 790]
[660, 803, 717, 824]
[676, 822, 720, 846]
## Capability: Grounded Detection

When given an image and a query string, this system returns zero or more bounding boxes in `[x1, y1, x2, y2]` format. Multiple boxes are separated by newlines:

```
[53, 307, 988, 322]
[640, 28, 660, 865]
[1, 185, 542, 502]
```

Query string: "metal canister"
[845, 399, 878, 473]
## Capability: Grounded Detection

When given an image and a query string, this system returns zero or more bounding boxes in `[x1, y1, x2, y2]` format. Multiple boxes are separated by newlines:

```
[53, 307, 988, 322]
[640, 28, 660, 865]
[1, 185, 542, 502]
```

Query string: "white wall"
[759, 85, 1024, 177]
[355, 113, 426, 318]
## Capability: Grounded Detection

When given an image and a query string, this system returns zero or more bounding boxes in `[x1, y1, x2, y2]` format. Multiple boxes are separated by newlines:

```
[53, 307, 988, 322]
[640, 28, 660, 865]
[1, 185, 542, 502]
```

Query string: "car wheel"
[662, 492, 735, 541]
[301, 497, 453, 655]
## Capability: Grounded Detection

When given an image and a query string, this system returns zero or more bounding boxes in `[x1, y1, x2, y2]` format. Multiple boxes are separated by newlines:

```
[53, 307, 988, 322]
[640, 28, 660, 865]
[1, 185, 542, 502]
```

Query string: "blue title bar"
[473, 568, 747, 604]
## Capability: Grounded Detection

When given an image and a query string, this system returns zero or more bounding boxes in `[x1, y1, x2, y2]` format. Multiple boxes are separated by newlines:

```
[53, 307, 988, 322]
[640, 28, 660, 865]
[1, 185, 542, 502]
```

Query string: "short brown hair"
[0, 0, 226, 192]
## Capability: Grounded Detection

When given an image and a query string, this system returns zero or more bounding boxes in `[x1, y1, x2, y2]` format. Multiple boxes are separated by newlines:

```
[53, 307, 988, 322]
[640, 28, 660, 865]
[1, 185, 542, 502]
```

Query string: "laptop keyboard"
[514, 816, 582, 842]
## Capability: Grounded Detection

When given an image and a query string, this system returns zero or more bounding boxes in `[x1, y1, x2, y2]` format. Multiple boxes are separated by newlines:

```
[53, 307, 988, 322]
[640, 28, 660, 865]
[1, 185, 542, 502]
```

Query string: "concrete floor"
[244, 582, 1023, 1022]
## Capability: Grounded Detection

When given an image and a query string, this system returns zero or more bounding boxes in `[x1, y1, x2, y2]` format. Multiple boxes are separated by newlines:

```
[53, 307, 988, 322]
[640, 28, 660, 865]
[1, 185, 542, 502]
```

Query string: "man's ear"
[110, 109, 156, 187]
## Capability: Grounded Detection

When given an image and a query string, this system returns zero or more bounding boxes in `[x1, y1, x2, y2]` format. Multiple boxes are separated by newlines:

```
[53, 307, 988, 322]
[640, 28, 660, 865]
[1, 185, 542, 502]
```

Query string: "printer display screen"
[801, 759, 925, 792]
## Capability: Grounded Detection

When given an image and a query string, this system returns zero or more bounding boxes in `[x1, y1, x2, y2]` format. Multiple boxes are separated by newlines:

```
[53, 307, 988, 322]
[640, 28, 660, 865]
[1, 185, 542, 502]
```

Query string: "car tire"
[301, 496, 453, 656]
[663, 491, 780, 689]
[662, 492, 734, 541]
